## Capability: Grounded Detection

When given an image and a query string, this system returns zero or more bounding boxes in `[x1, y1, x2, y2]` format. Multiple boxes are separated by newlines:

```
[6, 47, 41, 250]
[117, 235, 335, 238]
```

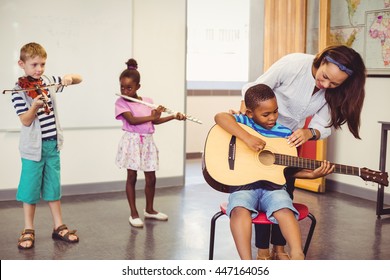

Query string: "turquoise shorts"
[16, 140, 61, 204]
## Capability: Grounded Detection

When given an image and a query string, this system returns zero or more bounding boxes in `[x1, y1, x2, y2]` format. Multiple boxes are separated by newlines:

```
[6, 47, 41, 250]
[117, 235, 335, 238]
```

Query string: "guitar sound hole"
[258, 150, 275, 166]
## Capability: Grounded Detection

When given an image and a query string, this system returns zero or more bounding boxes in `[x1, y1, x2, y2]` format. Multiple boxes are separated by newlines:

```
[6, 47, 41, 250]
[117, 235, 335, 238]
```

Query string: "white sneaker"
[129, 217, 144, 228]
[143, 211, 168, 221]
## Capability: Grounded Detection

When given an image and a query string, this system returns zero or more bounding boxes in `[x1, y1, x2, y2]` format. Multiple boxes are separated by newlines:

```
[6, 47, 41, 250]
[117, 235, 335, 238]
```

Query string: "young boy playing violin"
[11, 42, 82, 249]
[215, 84, 334, 259]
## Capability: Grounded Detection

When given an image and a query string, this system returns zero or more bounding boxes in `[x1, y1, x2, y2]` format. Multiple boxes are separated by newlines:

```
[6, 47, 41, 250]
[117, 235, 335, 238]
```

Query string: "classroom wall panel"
[132, 0, 187, 184]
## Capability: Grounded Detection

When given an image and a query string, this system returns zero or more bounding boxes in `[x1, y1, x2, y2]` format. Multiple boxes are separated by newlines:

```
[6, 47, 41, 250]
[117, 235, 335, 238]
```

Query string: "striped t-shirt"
[234, 114, 292, 138]
[12, 76, 63, 140]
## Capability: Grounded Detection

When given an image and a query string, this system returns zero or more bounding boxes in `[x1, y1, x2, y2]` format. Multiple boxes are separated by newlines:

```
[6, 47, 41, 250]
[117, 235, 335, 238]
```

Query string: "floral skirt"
[115, 132, 159, 171]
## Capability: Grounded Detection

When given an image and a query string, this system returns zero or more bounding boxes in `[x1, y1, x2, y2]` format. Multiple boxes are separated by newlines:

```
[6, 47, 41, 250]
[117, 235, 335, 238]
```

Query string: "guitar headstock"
[360, 168, 389, 186]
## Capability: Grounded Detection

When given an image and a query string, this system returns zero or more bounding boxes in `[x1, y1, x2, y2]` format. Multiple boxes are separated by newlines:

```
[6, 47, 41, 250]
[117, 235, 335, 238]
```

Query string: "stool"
[209, 202, 316, 260]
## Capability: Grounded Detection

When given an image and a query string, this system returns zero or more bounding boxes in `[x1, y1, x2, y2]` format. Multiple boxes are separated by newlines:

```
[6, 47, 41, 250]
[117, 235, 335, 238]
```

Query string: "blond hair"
[19, 42, 47, 62]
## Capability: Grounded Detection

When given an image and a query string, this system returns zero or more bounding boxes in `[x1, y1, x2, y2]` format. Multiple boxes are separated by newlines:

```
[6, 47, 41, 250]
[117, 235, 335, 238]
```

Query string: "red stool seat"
[209, 202, 316, 259]
[219, 202, 310, 224]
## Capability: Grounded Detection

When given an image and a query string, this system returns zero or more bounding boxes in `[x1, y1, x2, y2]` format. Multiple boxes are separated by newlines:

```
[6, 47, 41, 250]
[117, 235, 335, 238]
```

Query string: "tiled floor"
[1, 159, 390, 260]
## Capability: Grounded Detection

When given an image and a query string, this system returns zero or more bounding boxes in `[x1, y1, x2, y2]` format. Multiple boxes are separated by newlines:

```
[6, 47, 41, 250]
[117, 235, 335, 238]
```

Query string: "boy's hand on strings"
[32, 96, 45, 109]
[297, 160, 335, 179]
[244, 134, 266, 152]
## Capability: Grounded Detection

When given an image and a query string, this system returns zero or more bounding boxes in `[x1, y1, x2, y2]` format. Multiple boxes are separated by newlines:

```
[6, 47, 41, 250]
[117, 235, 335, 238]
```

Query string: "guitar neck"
[274, 154, 360, 176]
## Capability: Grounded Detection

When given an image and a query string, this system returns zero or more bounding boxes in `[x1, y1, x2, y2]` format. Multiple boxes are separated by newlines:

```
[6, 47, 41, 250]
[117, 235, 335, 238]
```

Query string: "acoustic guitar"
[202, 123, 389, 193]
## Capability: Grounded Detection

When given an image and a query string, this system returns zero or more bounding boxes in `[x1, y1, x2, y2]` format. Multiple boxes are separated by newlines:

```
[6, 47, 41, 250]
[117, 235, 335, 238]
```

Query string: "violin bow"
[2, 83, 62, 94]
[115, 93, 202, 124]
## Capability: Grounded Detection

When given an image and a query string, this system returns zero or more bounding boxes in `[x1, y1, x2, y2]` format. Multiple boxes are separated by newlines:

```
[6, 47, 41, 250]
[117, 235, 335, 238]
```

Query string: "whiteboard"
[0, 0, 132, 130]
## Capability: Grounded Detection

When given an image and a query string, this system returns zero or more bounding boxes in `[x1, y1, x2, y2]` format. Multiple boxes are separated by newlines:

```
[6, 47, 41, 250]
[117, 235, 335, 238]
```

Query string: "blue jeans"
[226, 187, 298, 223]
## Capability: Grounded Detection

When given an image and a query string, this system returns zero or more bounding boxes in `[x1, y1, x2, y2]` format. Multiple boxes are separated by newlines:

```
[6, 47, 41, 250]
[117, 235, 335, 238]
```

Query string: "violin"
[17, 76, 51, 114]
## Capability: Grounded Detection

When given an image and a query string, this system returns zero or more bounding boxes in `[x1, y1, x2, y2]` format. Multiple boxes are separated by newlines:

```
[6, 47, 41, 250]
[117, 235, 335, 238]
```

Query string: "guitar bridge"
[228, 136, 236, 170]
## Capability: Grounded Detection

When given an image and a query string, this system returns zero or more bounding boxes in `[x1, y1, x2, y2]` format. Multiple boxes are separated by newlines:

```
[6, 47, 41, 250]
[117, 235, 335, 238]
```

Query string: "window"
[186, 0, 250, 90]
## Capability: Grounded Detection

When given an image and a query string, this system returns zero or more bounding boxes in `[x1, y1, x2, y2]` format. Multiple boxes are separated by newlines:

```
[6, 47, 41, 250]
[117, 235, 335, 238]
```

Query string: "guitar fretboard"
[274, 154, 360, 176]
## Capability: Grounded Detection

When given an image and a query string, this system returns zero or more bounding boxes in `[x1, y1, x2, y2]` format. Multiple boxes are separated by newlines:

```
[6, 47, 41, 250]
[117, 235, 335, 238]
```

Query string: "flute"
[115, 94, 202, 124]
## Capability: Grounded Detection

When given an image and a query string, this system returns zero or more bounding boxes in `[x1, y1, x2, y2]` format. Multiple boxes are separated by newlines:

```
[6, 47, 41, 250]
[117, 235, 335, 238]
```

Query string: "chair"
[209, 202, 316, 260]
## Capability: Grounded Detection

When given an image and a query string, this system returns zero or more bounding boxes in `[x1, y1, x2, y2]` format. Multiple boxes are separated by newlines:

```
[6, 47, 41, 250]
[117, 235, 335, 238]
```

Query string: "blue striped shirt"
[234, 114, 292, 138]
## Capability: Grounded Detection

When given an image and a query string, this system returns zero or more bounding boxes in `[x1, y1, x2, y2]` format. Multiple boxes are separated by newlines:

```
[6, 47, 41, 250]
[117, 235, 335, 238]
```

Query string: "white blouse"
[242, 53, 331, 139]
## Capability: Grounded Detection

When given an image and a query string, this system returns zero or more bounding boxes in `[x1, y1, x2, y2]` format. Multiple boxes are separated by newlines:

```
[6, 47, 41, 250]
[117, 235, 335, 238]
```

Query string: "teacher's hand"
[287, 128, 312, 147]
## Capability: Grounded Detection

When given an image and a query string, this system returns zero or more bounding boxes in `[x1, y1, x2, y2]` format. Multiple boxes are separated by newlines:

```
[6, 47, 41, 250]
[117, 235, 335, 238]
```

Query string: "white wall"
[132, 0, 187, 181]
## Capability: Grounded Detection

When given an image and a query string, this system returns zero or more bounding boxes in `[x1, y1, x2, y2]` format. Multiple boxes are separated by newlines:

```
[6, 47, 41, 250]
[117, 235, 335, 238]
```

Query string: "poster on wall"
[330, 0, 390, 75]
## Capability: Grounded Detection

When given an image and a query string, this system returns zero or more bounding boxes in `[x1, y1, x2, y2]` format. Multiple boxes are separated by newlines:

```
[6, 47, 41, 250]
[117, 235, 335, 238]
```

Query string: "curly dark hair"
[244, 84, 276, 111]
[119, 58, 140, 84]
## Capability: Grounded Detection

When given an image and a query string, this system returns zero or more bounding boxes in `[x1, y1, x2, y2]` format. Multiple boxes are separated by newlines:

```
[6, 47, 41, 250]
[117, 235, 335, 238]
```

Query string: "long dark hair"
[313, 45, 366, 139]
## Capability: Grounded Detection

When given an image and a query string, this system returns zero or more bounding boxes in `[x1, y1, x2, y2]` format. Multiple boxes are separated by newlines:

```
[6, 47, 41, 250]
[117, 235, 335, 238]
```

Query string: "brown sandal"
[52, 224, 79, 243]
[256, 253, 272, 260]
[18, 229, 35, 250]
[272, 250, 290, 260]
